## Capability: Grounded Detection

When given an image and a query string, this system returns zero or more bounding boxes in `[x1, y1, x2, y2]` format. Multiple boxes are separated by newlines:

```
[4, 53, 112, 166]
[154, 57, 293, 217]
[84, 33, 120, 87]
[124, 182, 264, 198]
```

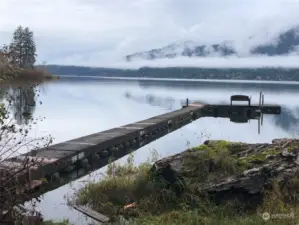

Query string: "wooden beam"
[72, 204, 110, 224]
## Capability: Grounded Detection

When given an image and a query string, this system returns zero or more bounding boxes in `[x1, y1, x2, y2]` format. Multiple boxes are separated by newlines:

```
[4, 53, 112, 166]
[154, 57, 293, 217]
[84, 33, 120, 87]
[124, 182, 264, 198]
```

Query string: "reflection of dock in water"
[0, 92, 281, 205]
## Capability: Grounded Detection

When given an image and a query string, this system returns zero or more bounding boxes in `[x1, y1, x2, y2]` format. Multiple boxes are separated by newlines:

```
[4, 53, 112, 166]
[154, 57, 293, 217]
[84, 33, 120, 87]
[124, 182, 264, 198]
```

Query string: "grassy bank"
[14, 68, 59, 81]
[76, 140, 299, 225]
[0, 67, 59, 84]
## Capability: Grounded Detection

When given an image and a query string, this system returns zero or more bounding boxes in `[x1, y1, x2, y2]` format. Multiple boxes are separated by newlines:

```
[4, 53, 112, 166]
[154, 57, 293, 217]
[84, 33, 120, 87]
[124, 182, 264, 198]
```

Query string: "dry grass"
[14, 68, 59, 81]
[0, 60, 58, 84]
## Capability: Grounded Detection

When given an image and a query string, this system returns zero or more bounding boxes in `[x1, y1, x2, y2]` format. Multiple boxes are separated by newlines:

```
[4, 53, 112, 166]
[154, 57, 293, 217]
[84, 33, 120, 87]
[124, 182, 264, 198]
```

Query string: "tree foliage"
[0, 45, 17, 82]
[9, 26, 36, 69]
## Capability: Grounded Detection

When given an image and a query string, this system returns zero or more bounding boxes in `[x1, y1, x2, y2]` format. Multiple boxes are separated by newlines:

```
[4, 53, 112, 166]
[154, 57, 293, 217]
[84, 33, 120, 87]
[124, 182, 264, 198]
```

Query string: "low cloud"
[56, 55, 299, 69]
[1, 0, 299, 66]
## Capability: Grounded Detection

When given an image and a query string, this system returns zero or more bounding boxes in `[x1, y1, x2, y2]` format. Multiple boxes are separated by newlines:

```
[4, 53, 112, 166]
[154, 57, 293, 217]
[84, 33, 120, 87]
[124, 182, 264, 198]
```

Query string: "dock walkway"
[0, 101, 281, 203]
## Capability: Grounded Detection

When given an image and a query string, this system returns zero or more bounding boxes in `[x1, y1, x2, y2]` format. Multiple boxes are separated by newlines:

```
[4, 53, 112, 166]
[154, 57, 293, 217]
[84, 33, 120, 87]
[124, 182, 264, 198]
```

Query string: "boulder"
[149, 139, 299, 208]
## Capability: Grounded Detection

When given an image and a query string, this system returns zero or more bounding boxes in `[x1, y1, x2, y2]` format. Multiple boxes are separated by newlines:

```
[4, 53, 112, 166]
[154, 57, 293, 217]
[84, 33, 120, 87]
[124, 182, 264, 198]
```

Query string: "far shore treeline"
[46, 65, 299, 82]
[0, 26, 57, 83]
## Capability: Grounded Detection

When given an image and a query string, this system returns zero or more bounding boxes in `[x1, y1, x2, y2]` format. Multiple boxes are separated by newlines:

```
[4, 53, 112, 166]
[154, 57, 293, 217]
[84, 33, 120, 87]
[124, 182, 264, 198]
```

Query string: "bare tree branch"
[0, 44, 50, 224]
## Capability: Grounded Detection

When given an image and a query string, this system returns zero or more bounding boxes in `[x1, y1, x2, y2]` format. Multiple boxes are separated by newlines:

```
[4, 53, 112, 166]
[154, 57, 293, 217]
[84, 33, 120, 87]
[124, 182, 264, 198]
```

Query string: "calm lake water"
[11, 78, 299, 224]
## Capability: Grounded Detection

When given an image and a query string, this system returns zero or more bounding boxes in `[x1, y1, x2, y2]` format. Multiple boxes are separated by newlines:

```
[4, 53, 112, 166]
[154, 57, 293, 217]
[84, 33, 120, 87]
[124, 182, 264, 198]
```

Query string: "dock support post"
[261, 94, 264, 125]
[259, 91, 262, 107]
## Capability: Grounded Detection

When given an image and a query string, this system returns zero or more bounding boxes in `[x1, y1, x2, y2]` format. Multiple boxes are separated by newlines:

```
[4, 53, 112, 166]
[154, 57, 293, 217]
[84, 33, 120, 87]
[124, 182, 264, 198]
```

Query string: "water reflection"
[272, 105, 299, 135]
[124, 91, 176, 110]
[0, 83, 37, 125]
[124, 91, 299, 135]
[136, 79, 299, 93]
[0, 88, 5, 101]
[11, 86, 36, 125]
[123, 91, 225, 110]
[121, 79, 299, 137]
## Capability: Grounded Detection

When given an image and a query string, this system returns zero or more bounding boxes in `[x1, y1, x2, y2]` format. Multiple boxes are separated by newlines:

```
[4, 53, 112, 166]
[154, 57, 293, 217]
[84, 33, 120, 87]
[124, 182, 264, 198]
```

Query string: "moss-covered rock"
[76, 138, 299, 224]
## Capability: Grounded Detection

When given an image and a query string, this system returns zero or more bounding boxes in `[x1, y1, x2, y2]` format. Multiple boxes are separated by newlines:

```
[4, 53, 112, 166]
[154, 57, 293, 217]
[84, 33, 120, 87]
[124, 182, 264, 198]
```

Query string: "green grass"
[42, 219, 71, 225]
[75, 141, 299, 225]
[239, 147, 281, 163]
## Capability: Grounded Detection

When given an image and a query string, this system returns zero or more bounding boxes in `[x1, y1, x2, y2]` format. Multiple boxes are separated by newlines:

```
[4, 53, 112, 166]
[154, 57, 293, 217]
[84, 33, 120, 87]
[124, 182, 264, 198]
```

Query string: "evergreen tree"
[9, 26, 24, 67]
[9, 26, 36, 69]
[23, 27, 36, 69]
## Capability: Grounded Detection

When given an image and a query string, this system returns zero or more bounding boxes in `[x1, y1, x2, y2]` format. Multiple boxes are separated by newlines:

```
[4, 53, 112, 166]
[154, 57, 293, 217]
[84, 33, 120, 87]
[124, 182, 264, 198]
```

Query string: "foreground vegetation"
[76, 140, 299, 225]
[42, 219, 71, 225]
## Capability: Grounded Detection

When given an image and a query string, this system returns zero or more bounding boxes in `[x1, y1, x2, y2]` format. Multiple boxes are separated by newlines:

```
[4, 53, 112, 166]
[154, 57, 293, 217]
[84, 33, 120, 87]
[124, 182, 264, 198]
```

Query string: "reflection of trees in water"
[125, 91, 176, 110]
[272, 105, 299, 135]
[1, 82, 46, 125]
[12, 86, 36, 125]
[5, 84, 37, 125]
[137, 80, 299, 94]
[124, 91, 226, 110]
[0, 88, 6, 101]
[124, 91, 213, 110]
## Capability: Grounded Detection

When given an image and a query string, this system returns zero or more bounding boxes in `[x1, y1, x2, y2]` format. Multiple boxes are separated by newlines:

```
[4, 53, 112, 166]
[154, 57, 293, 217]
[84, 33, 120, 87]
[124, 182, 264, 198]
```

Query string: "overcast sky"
[1, 0, 299, 67]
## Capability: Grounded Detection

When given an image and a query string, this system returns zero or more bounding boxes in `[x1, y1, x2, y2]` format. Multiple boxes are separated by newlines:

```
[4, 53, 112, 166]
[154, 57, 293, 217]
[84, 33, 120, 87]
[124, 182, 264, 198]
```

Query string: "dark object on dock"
[230, 95, 251, 106]
[227, 92, 269, 134]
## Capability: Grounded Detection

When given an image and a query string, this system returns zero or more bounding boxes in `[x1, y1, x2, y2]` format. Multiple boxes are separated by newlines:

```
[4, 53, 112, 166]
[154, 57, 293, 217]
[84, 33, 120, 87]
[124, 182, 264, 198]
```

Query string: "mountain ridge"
[126, 27, 299, 61]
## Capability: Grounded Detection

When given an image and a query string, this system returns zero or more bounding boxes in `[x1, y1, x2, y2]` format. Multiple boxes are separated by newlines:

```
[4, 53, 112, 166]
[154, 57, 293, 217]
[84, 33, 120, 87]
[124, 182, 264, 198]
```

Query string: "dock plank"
[101, 127, 131, 134]
[72, 204, 110, 223]
[33, 149, 74, 159]
[71, 129, 133, 145]
[48, 142, 93, 152]
[154, 108, 196, 119]
[10, 155, 57, 164]
[137, 118, 168, 125]
[0, 161, 27, 169]
[122, 123, 151, 128]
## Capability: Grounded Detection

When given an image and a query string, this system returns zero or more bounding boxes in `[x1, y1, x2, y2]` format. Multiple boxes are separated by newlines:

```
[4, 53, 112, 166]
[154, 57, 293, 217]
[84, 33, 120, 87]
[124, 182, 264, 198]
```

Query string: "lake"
[6, 77, 299, 224]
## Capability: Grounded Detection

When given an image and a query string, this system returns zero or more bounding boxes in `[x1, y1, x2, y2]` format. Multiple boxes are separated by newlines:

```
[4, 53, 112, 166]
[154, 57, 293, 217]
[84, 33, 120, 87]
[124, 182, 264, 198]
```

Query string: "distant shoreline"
[58, 75, 299, 85]
[45, 65, 299, 82]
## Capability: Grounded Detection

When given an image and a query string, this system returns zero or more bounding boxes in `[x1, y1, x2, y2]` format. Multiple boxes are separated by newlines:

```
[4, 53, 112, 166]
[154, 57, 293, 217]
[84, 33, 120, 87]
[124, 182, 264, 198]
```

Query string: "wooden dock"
[0, 101, 281, 204]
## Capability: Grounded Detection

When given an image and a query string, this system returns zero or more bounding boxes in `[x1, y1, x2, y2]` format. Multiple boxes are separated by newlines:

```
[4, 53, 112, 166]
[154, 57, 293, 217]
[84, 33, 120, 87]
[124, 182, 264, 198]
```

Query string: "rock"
[149, 138, 299, 207]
